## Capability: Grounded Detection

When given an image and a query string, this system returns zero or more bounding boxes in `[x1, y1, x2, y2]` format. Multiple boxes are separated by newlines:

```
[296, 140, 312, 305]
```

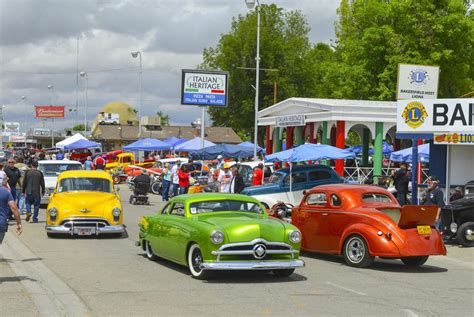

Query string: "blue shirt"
[84, 160, 93, 170]
[56, 153, 64, 160]
[0, 188, 14, 226]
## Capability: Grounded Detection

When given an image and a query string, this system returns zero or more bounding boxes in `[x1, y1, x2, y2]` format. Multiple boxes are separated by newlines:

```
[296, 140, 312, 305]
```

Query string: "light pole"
[47, 84, 55, 147]
[131, 50, 142, 134]
[21, 96, 27, 147]
[245, 0, 261, 160]
[80, 71, 88, 136]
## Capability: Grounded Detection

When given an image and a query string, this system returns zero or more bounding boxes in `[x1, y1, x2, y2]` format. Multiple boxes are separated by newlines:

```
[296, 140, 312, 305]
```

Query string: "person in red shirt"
[252, 163, 264, 186]
[93, 155, 106, 170]
[178, 165, 190, 195]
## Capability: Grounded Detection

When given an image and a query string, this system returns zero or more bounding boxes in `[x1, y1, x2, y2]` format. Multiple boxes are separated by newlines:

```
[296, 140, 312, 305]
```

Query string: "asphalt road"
[1, 185, 473, 317]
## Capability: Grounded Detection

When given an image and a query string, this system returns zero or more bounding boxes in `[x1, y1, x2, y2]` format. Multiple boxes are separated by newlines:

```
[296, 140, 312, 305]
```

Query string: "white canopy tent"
[55, 133, 87, 149]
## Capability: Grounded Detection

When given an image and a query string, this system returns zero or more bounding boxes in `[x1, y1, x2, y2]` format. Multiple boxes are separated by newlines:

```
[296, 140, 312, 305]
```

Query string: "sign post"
[181, 69, 229, 149]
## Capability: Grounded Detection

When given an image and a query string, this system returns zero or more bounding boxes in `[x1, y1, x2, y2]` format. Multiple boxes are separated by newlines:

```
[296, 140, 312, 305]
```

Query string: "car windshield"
[57, 177, 111, 193]
[269, 171, 284, 184]
[39, 163, 81, 176]
[189, 200, 264, 214]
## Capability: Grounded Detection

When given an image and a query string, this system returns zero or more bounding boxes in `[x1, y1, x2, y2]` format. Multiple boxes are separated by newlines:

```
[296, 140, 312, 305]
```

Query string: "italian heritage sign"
[181, 70, 229, 107]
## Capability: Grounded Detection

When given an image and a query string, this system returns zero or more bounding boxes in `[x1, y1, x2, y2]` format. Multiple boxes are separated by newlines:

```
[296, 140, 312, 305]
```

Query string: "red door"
[297, 192, 333, 252]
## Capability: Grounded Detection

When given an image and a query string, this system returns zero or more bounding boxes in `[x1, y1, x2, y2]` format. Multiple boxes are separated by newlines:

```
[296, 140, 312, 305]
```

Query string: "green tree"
[65, 124, 89, 133]
[334, 0, 474, 100]
[156, 111, 170, 126]
[201, 4, 313, 138]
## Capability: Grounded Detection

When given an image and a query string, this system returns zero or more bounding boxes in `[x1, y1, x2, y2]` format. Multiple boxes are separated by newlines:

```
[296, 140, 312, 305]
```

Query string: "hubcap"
[347, 238, 365, 263]
[146, 241, 153, 258]
[192, 249, 203, 273]
[465, 228, 474, 241]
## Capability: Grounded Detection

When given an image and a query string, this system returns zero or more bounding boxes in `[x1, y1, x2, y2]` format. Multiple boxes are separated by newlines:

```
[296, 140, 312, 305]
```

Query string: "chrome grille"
[60, 218, 110, 228]
[211, 238, 298, 261]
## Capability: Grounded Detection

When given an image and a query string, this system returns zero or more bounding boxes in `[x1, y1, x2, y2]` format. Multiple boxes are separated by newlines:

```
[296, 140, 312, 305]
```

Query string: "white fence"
[343, 166, 430, 184]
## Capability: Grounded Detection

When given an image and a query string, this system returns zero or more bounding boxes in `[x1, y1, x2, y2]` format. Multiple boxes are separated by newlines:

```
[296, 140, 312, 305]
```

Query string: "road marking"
[2, 232, 89, 316]
[400, 309, 419, 317]
[325, 281, 366, 296]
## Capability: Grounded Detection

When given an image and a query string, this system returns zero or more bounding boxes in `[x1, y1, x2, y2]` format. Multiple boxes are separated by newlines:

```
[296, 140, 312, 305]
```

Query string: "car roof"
[308, 184, 391, 195]
[57, 170, 113, 181]
[275, 164, 334, 173]
[168, 193, 261, 204]
[39, 160, 82, 164]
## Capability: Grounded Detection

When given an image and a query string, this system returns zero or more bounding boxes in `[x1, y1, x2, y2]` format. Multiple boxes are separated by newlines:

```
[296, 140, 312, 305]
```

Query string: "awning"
[123, 138, 171, 151]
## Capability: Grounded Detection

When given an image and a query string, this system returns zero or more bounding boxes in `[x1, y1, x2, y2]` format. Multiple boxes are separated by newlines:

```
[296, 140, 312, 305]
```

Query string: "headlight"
[210, 230, 224, 244]
[112, 207, 121, 217]
[289, 230, 301, 243]
[48, 207, 58, 217]
[450, 222, 458, 233]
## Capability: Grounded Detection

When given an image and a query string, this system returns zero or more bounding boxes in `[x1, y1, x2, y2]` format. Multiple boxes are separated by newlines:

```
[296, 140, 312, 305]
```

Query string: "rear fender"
[340, 223, 401, 258]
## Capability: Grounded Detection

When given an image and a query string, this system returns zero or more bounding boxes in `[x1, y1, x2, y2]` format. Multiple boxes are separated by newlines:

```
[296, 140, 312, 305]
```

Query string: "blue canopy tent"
[347, 141, 393, 155]
[265, 144, 355, 192]
[238, 141, 264, 153]
[164, 137, 188, 147]
[63, 139, 101, 150]
[190, 144, 256, 160]
[265, 143, 355, 163]
[123, 138, 171, 151]
[390, 143, 430, 163]
[174, 137, 215, 152]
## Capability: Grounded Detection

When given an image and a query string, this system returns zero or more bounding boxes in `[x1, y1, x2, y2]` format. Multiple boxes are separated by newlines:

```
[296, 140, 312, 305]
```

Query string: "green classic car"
[138, 193, 304, 279]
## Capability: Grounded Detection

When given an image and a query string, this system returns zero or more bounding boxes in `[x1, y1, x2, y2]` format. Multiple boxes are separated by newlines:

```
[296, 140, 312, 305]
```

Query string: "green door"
[160, 202, 190, 264]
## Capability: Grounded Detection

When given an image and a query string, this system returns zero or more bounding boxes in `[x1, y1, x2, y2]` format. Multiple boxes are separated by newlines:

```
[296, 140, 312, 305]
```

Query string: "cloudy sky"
[0, 0, 339, 133]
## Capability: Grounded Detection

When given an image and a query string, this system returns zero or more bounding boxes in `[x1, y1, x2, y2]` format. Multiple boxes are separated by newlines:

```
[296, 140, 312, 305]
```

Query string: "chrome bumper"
[46, 224, 125, 235]
[200, 259, 305, 270]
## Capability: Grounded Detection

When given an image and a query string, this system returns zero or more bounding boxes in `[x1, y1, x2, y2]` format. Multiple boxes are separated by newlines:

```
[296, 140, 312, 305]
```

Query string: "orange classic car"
[292, 184, 446, 268]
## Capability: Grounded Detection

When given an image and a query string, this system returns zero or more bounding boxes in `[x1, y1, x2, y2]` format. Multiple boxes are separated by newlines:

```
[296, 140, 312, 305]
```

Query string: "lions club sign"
[397, 99, 474, 133]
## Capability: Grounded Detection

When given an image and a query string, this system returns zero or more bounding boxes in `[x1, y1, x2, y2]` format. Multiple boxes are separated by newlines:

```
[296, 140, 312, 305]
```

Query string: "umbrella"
[123, 138, 171, 151]
[63, 139, 101, 150]
[164, 137, 188, 147]
[390, 144, 430, 163]
[174, 137, 215, 152]
[238, 141, 263, 152]
[190, 144, 256, 160]
[347, 141, 393, 155]
[265, 143, 355, 163]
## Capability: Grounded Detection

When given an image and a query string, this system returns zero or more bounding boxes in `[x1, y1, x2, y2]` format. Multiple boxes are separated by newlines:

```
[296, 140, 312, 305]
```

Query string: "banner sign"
[275, 114, 306, 127]
[35, 105, 65, 118]
[181, 70, 229, 107]
[397, 64, 439, 100]
[434, 133, 474, 145]
[34, 128, 51, 137]
[9, 135, 26, 143]
[4, 122, 20, 133]
[397, 99, 473, 133]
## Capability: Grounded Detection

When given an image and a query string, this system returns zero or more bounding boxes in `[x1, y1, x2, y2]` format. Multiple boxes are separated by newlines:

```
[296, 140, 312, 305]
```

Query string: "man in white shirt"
[217, 163, 232, 193]
[171, 161, 181, 196]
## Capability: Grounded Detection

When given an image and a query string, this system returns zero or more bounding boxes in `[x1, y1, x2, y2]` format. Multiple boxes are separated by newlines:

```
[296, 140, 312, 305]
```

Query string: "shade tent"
[164, 137, 188, 147]
[390, 144, 430, 163]
[190, 144, 256, 160]
[56, 133, 87, 149]
[63, 139, 101, 150]
[265, 144, 355, 163]
[123, 138, 171, 151]
[174, 137, 215, 152]
[347, 141, 393, 155]
[238, 141, 264, 153]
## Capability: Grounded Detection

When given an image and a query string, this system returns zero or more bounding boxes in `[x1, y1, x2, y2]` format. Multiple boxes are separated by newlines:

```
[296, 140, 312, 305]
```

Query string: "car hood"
[49, 192, 120, 217]
[197, 212, 286, 243]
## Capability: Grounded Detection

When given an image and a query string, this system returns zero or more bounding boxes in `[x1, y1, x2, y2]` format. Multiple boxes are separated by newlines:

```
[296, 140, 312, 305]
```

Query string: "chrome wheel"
[145, 240, 157, 260]
[343, 235, 374, 268]
[457, 222, 474, 247]
[188, 244, 209, 280]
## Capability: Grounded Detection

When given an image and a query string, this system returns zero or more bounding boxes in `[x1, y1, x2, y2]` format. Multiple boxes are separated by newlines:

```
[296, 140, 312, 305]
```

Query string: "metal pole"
[84, 74, 88, 136]
[411, 140, 418, 205]
[22, 96, 27, 147]
[200, 107, 205, 149]
[253, 2, 261, 160]
[138, 52, 142, 135]
[52, 118, 54, 148]
[445, 145, 450, 204]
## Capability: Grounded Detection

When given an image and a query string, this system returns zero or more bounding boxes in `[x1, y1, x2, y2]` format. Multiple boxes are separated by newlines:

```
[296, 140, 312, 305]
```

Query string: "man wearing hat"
[217, 163, 232, 193]
[422, 175, 445, 230]
[450, 186, 464, 202]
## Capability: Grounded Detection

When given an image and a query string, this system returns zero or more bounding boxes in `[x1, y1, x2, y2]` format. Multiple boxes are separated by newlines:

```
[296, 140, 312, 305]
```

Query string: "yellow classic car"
[45, 170, 125, 237]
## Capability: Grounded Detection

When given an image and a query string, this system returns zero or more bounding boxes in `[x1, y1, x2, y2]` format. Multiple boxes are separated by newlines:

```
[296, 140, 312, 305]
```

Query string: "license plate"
[417, 225, 431, 235]
[75, 228, 95, 236]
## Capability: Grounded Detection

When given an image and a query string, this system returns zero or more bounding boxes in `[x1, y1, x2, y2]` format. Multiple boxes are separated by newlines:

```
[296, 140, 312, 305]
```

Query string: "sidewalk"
[0, 233, 41, 316]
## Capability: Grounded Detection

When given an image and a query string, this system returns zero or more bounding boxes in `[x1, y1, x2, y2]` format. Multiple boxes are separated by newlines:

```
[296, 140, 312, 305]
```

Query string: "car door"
[283, 172, 308, 204]
[297, 192, 332, 252]
[160, 202, 189, 263]
[324, 192, 349, 252]
[148, 203, 171, 258]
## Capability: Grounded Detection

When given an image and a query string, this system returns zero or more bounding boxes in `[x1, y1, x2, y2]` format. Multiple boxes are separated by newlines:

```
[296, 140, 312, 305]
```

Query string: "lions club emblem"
[401, 101, 428, 129]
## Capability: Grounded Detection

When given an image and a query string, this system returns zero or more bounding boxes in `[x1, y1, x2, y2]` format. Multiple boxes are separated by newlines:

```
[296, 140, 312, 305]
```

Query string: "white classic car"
[38, 160, 83, 204]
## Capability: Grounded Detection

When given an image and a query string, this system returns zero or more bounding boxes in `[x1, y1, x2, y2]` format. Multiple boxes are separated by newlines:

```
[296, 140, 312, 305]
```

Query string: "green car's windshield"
[57, 177, 111, 193]
[189, 200, 264, 214]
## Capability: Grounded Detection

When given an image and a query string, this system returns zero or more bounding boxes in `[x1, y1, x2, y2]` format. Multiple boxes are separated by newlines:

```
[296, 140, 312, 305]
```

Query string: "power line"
[1, 66, 174, 75]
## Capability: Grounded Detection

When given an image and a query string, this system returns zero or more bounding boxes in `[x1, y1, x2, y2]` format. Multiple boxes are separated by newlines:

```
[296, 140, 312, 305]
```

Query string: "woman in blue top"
[84, 156, 93, 170]
[161, 163, 172, 201]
